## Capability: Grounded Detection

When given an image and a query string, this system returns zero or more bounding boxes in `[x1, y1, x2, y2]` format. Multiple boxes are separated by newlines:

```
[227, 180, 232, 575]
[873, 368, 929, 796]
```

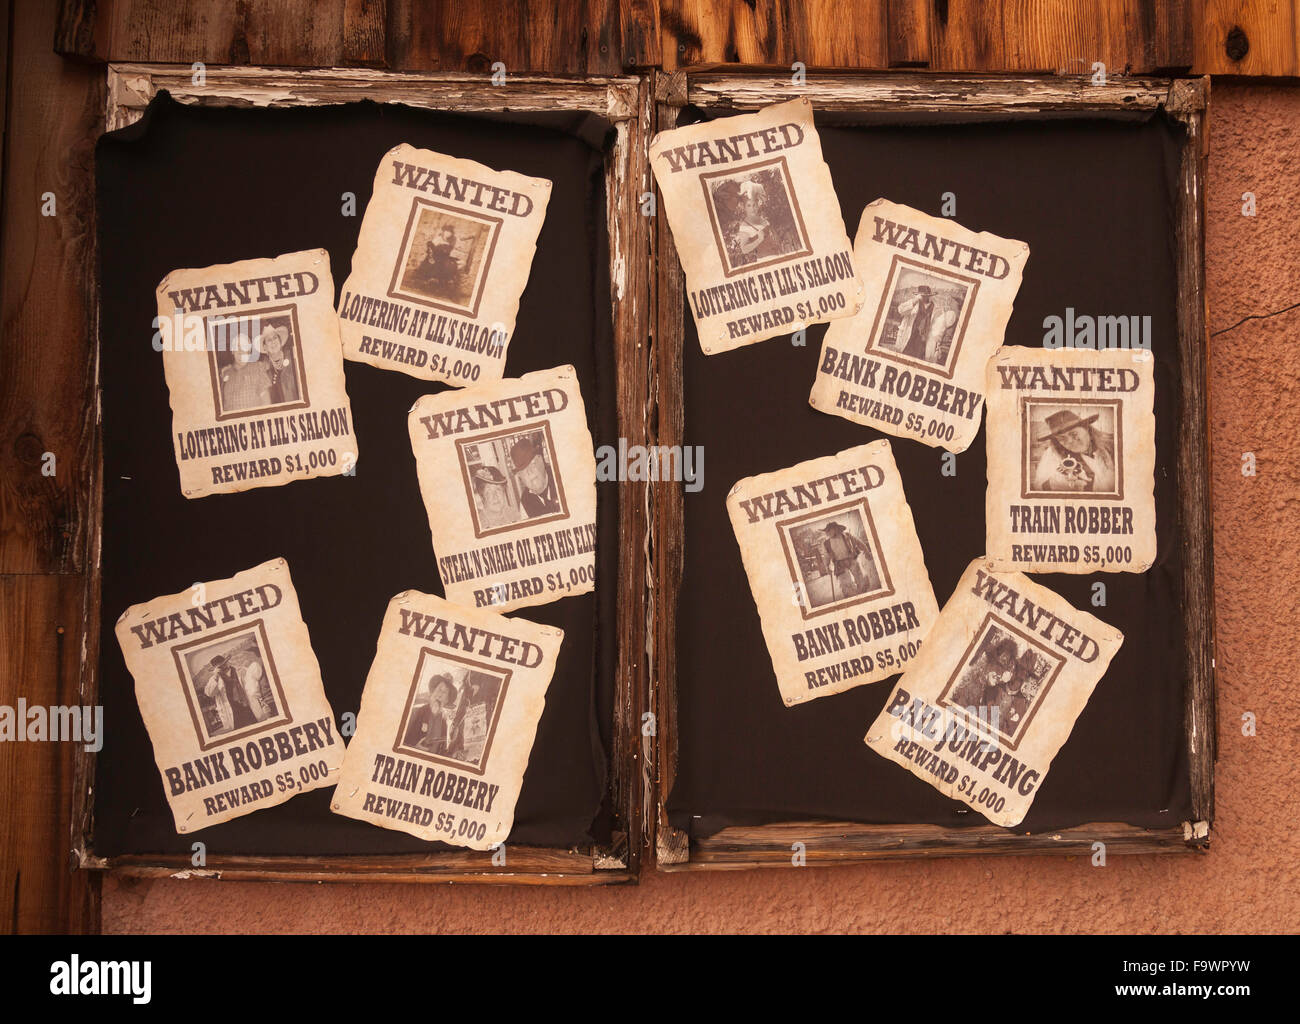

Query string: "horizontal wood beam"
[53, 1, 1300, 77]
[672, 821, 1207, 870]
[684, 71, 1177, 114]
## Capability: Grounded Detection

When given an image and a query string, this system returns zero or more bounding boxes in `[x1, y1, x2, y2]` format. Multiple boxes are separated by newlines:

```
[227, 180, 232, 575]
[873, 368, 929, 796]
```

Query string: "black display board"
[94, 95, 619, 855]
[667, 112, 1194, 836]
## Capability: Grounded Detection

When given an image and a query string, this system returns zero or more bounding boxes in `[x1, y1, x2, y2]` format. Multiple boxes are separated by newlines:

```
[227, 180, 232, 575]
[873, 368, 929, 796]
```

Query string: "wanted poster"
[649, 98, 864, 354]
[809, 200, 1030, 453]
[114, 559, 344, 834]
[409, 365, 597, 613]
[156, 249, 359, 499]
[331, 591, 563, 850]
[864, 559, 1123, 827]
[985, 347, 1157, 573]
[338, 143, 551, 384]
[727, 439, 940, 707]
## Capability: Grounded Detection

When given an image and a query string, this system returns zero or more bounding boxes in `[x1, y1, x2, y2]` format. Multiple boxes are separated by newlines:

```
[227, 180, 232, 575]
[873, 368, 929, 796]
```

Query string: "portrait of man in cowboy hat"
[177, 626, 288, 745]
[951, 633, 1019, 710]
[455, 423, 568, 537]
[469, 463, 517, 531]
[509, 433, 561, 519]
[879, 266, 967, 371]
[210, 310, 306, 416]
[402, 671, 458, 755]
[820, 520, 877, 598]
[195, 644, 274, 738]
[446, 670, 503, 767]
[944, 623, 1059, 745]
[782, 507, 887, 613]
[398, 655, 507, 770]
[255, 320, 298, 405]
[203, 653, 259, 733]
[1030, 404, 1118, 494]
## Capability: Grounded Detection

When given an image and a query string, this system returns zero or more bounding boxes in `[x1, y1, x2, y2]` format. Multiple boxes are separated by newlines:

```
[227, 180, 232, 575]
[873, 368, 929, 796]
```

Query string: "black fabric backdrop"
[94, 95, 618, 856]
[667, 111, 1194, 836]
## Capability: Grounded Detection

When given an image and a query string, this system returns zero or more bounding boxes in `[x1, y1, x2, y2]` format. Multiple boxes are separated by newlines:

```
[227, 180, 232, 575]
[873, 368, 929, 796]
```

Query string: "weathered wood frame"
[649, 71, 1216, 870]
[74, 64, 654, 885]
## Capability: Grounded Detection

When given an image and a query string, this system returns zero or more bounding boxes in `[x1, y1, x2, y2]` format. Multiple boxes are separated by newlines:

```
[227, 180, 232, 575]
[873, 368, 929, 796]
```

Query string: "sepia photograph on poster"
[650, 98, 864, 354]
[985, 347, 1157, 574]
[337, 143, 551, 385]
[727, 438, 940, 707]
[113, 559, 345, 833]
[408, 365, 597, 613]
[155, 249, 359, 499]
[809, 199, 1029, 453]
[864, 559, 1123, 827]
[330, 590, 563, 850]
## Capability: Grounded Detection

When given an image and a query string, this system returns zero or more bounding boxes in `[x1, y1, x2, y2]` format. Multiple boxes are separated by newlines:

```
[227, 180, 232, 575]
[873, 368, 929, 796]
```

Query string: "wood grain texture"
[605, 74, 655, 874]
[675, 820, 1206, 869]
[660, 0, 888, 71]
[385, 0, 622, 74]
[1196, 0, 1300, 75]
[104, 64, 641, 130]
[798, 3, 889, 69]
[1002, 0, 1115, 74]
[0, 0, 8, 205]
[53, 1, 1300, 76]
[54, 0, 106, 61]
[0, 0, 102, 574]
[0, 576, 100, 931]
[929, 0, 1006, 71]
[0, 0, 101, 934]
[997, 1, 1193, 75]
[342, 0, 387, 67]
[655, 0, 1295, 75]
[620, 0, 662, 67]
[102, 0, 343, 66]
[649, 85, 689, 866]
[655, 0, 1219, 75]
[684, 70, 1176, 113]
[888, 0, 932, 67]
[81, 847, 635, 885]
[1154, 0, 1196, 71]
[1166, 77, 1217, 824]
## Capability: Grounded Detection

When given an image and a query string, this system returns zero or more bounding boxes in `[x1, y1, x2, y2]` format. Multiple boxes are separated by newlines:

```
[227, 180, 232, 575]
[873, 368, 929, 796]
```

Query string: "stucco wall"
[103, 82, 1300, 934]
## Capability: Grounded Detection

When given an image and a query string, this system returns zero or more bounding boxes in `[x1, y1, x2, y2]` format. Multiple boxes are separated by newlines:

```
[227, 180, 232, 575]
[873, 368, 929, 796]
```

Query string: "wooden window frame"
[71, 67, 1215, 880]
[648, 71, 1215, 870]
[74, 64, 654, 885]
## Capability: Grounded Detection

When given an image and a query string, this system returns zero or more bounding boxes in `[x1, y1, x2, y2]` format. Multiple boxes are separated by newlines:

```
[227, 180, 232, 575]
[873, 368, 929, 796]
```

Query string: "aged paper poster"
[809, 199, 1030, 452]
[338, 143, 551, 384]
[156, 249, 359, 499]
[985, 347, 1157, 573]
[864, 559, 1123, 827]
[331, 591, 563, 849]
[727, 439, 940, 707]
[649, 98, 864, 354]
[409, 365, 597, 613]
[114, 559, 344, 834]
